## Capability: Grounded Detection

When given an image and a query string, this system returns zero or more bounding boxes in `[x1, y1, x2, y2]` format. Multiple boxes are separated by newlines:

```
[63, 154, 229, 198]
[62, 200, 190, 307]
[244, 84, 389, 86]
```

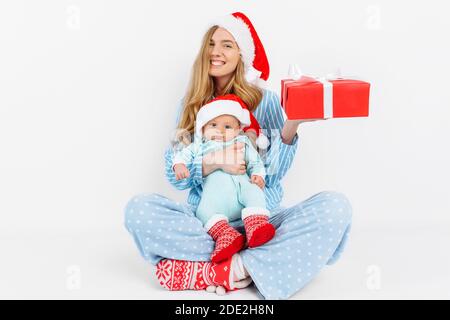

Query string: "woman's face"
[208, 27, 241, 79]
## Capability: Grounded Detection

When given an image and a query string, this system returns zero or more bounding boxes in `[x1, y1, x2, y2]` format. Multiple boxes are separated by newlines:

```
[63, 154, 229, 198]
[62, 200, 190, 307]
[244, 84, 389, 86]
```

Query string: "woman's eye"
[225, 125, 232, 129]
[211, 123, 216, 127]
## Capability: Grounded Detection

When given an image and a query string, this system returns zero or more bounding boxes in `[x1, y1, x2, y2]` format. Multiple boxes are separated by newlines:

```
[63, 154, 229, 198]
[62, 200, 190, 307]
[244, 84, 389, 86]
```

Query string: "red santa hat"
[196, 94, 270, 149]
[209, 12, 270, 88]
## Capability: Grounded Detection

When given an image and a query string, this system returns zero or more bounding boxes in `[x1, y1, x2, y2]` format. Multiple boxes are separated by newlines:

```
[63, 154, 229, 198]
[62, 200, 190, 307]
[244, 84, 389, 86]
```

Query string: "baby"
[173, 94, 275, 263]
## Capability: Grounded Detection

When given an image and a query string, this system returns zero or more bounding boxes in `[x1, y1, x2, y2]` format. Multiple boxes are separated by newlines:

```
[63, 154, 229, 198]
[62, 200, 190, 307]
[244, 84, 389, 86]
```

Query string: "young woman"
[124, 12, 352, 299]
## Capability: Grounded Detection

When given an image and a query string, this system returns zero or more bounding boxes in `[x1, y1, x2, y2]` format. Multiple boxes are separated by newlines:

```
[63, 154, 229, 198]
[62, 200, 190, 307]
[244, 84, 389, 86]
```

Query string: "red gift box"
[281, 76, 370, 120]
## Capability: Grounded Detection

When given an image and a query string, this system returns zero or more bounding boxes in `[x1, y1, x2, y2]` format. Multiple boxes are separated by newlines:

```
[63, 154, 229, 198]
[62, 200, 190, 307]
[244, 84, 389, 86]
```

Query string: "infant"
[173, 94, 275, 263]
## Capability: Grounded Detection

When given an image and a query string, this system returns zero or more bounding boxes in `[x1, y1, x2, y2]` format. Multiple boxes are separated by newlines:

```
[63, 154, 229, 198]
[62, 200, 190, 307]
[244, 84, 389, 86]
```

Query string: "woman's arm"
[281, 120, 302, 145]
[264, 131, 299, 187]
[261, 91, 325, 186]
[202, 142, 247, 177]
[202, 153, 220, 176]
[166, 99, 205, 189]
[164, 147, 196, 190]
[258, 91, 300, 187]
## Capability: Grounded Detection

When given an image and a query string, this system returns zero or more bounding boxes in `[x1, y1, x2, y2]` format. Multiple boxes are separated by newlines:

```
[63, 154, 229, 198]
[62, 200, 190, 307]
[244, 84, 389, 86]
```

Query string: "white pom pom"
[206, 285, 217, 293]
[256, 134, 270, 150]
[215, 286, 226, 296]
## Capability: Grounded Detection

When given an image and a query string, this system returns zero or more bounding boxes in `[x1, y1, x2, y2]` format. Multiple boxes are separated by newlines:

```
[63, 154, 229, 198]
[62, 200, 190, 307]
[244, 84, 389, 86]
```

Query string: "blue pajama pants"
[124, 191, 352, 300]
[196, 170, 267, 225]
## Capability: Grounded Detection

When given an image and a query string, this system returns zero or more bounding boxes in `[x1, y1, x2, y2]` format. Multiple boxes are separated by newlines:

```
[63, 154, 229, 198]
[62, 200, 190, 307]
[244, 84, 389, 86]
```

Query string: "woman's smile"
[211, 60, 226, 67]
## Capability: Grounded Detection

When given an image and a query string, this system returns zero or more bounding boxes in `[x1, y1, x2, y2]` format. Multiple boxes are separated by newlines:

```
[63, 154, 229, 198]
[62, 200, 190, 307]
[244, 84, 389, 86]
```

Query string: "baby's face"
[202, 114, 241, 142]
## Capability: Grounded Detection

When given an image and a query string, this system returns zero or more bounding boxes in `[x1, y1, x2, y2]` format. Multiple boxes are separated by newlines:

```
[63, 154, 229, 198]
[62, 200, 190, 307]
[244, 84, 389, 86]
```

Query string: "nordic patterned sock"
[156, 256, 236, 292]
[242, 208, 275, 248]
[206, 215, 245, 263]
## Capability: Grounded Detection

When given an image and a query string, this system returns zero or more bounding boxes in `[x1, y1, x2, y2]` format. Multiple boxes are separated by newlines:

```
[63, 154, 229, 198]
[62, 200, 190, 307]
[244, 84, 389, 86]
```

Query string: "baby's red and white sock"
[205, 215, 245, 263]
[242, 208, 275, 248]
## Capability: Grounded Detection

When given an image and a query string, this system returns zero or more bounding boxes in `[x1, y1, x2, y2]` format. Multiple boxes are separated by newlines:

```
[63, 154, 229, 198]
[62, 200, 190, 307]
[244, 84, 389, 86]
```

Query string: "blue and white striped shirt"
[164, 89, 299, 211]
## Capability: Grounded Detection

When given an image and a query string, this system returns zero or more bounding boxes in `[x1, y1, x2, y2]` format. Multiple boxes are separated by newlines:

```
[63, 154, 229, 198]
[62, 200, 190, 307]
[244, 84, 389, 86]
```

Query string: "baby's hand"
[251, 175, 265, 190]
[174, 164, 190, 180]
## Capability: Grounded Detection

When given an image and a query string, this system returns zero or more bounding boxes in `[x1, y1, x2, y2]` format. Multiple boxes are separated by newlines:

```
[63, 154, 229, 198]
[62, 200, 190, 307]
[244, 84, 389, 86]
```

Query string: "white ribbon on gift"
[315, 77, 333, 118]
[287, 64, 346, 119]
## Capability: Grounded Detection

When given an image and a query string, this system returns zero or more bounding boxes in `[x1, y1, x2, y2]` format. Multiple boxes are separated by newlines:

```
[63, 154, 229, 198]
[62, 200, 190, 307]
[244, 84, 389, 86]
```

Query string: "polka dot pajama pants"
[124, 191, 352, 299]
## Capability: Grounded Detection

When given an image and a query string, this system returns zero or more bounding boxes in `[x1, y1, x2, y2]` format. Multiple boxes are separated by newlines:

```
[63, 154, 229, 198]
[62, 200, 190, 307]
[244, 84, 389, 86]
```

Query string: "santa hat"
[244, 107, 270, 150]
[196, 94, 270, 149]
[209, 12, 270, 88]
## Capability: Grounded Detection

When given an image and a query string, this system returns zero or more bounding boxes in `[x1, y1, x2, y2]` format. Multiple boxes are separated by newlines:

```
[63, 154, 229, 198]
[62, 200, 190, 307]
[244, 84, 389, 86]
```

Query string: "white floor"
[1, 224, 449, 300]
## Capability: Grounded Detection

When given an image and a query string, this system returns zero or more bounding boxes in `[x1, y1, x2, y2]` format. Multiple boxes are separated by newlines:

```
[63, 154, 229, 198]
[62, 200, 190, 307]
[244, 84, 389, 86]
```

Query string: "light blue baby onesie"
[173, 135, 267, 225]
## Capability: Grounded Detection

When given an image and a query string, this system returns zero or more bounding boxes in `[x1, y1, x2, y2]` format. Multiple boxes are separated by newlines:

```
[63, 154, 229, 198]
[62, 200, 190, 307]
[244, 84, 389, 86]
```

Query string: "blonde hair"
[177, 25, 263, 138]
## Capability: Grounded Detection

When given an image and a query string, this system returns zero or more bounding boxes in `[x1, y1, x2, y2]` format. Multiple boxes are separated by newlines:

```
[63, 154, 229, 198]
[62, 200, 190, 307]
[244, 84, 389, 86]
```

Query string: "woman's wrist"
[202, 163, 218, 176]
[281, 120, 301, 145]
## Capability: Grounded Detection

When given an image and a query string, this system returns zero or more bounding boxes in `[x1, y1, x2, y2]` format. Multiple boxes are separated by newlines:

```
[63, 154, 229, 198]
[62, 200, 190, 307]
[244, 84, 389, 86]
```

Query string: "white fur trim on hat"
[211, 15, 255, 70]
[195, 100, 251, 137]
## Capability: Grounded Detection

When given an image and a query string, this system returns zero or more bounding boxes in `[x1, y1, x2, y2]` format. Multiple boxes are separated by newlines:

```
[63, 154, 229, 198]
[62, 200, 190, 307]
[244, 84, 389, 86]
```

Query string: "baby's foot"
[207, 218, 245, 263]
[243, 213, 275, 248]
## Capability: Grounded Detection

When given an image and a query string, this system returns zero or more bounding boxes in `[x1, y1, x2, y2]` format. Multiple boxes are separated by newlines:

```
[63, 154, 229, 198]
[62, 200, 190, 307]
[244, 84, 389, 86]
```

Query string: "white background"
[1, 0, 449, 299]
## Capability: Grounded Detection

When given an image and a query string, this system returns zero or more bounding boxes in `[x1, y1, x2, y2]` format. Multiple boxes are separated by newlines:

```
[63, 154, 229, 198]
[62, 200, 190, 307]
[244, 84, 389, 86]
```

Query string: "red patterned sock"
[156, 256, 236, 292]
[242, 208, 275, 248]
[206, 215, 245, 263]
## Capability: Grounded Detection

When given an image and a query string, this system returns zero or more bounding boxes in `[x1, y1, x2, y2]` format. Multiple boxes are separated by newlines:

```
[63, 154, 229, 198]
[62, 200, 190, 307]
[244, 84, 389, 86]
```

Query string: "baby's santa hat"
[209, 12, 270, 88]
[196, 94, 270, 149]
